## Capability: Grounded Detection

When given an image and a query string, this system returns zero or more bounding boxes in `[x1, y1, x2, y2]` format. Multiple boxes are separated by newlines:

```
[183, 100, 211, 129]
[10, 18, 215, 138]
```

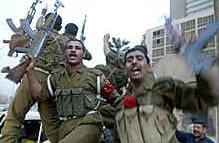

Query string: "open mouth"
[69, 53, 77, 59]
[131, 67, 141, 75]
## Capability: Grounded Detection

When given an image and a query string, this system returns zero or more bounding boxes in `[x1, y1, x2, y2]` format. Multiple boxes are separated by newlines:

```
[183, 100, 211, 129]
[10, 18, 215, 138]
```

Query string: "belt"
[59, 110, 97, 121]
[34, 67, 50, 74]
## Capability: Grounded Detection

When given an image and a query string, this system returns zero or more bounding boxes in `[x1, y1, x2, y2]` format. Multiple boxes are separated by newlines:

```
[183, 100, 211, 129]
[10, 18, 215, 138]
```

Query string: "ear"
[82, 52, 86, 58]
[145, 63, 150, 70]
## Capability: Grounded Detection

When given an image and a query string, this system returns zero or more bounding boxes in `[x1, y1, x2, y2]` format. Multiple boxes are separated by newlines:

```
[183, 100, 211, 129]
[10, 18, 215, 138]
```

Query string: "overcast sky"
[0, 0, 169, 97]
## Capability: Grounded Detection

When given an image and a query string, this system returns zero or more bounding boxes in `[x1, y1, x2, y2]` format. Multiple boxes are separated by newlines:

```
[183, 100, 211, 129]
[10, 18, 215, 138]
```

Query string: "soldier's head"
[64, 23, 78, 37]
[124, 45, 150, 82]
[64, 38, 85, 67]
[191, 113, 208, 139]
[45, 13, 62, 31]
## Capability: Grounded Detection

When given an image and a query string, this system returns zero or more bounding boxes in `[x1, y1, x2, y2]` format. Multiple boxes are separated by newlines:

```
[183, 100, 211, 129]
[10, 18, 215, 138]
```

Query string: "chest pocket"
[55, 88, 98, 117]
[84, 93, 99, 109]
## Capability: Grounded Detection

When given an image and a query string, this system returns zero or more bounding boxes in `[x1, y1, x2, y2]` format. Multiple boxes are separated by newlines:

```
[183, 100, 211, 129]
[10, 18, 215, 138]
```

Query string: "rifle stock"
[6, 60, 30, 83]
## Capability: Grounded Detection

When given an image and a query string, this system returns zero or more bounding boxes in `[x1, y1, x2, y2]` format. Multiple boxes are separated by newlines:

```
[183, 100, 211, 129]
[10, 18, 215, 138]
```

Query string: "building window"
[198, 15, 214, 28]
[152, 48, 164, 57]
[166, 46, 176, 54]
[202, 48, 216, 58]
[152, 38, 164, 48]
[181, 20, 195, 31]
[198, 28, 215, 48]
[183, 30, 195, 41]
[153, 29, 164, 38]
[152, 57, 162, 67]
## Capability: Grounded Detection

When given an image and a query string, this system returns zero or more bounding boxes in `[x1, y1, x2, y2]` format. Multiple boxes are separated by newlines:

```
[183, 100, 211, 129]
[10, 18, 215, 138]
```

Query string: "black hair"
[65, 23, 78, 36]
[124, 45, 150, 64]
[45, 13, 62, 31]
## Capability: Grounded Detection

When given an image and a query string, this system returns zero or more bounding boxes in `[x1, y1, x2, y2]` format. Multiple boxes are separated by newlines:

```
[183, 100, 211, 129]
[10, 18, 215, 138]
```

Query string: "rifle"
[80, 15, 87, 42]
[6, 0, 41, 33]
[79, 15, 92, 60]
[5, 0, 64, 84]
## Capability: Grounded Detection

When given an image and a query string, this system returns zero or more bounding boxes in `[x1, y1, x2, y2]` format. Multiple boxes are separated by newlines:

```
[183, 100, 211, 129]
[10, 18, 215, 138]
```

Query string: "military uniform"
[45, 65, 113, 143]
[0, 30, 69, 143]
[95, 51, 127, 94]
[95, 51, 127, 143]
[105, 71, 218, 143]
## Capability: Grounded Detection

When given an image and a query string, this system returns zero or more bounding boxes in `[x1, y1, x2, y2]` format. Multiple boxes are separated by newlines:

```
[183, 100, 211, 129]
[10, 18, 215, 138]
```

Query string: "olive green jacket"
[95, 51, 127, 94]
[0, 32, 69, 143]
[47, 65, 116, 140]
[108, 71, 218, 143]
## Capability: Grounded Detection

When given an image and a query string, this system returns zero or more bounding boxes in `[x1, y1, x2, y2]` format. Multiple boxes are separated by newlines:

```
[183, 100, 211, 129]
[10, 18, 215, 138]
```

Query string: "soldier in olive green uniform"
[63, 22, 92, 61]
[27, 38, 114, 143]
[100, 45, 219, 143]
[95, 34, 127, 94]
[0, 14, 68, 143]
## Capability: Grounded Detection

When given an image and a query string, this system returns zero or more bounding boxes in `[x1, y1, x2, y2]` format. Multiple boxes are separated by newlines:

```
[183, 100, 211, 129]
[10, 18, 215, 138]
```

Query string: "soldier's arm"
[152, 76, 218, 112]
[103, 33, 111, 56]
[177, 71, 219, 112]
[25, 54, 42, 99]
[100, 74, 122, 107]
[200, 64, 219, 97]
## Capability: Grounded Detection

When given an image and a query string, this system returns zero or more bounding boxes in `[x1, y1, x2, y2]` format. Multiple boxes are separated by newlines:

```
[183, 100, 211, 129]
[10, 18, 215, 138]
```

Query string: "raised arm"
[103, 33, 111, 56]
[25, 54, 42, 99]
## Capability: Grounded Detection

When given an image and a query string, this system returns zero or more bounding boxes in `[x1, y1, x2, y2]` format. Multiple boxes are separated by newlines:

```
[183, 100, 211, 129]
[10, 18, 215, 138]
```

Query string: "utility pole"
[214, 0, 219, 142]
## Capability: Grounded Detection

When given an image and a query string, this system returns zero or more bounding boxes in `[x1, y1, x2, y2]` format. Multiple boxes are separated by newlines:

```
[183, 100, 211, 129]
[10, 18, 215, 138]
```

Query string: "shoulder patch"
[87, 68, 103, 76]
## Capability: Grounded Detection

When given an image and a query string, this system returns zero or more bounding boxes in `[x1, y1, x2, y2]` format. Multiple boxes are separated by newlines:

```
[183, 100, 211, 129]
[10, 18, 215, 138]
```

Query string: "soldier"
[100, 45, 219, 143]
[63, 23, 78, 37]
[0, 13, 68, 143]
[95, 33, 128, 94]
[63, 22, 92, 61]
[95, 33, 128, 143]
[27, 38, 115, 143]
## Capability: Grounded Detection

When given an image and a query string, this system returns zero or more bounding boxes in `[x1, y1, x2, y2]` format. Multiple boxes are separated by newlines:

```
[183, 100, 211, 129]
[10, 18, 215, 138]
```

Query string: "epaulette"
[52, 66, 65, 74]
[87, 68, 103, 76]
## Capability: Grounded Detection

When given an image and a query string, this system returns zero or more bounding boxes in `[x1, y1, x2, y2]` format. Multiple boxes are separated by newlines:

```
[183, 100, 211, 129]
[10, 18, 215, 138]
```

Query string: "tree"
[109, 37, 130, 55]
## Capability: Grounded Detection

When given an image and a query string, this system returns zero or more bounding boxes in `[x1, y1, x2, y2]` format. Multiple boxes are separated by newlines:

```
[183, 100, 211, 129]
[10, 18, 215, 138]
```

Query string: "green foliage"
[110, 37, 130, 55]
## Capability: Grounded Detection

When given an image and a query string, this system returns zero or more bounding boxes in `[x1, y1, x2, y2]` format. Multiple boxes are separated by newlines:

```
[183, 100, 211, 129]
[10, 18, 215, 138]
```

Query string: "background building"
[170, 0, 214, 19]
[145, 10, 215, 69]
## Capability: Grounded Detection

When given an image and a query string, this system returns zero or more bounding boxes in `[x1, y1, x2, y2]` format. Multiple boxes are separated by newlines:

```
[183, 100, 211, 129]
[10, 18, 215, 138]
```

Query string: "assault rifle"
[80, 14, 87, 42]
[3, 0, 42, 56]
[6, 0, 41, 33]
[5, 0, 64, 84]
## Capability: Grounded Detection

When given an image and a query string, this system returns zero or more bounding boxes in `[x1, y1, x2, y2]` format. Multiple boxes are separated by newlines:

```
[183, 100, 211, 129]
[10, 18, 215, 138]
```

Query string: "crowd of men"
[0, 2, 219, 143]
